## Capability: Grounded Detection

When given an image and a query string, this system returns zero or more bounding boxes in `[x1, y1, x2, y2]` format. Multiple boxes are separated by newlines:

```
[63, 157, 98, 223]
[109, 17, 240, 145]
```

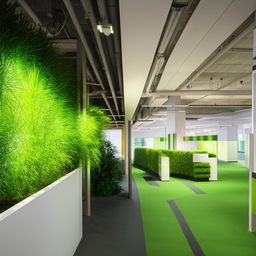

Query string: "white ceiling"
[120, 0, 172, 120]
[157, 0, 256, 91]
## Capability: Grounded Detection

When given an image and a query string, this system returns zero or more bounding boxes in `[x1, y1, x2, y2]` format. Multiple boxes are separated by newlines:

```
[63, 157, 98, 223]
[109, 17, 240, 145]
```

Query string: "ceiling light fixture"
[97, 24, 114, 36]
[158, 7, 183, 54]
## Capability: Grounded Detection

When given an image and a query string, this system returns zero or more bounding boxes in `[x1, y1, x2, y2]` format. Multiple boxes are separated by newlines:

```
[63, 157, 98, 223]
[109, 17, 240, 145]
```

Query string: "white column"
[125, 120, 132, 199]
[217, 126, 238, 161]
[77, 39, 90, 216]
[250, 13, 256, 232]
[166, 96, 186, 149]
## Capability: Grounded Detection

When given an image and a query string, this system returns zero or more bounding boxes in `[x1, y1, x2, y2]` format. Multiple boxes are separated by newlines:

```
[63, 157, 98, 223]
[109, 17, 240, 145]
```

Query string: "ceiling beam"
[228, 47, 252, 53]
[51, 39, 77, 52]
[89, 90, 108, 96]
[141, 104, 251, 108]
[142, 90, 251, 97]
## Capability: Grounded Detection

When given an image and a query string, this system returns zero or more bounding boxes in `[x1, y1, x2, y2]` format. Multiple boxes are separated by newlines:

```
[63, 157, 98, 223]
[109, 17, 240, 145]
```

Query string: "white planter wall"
[159, 156, 170, 181]
[0, 168, 82, 256]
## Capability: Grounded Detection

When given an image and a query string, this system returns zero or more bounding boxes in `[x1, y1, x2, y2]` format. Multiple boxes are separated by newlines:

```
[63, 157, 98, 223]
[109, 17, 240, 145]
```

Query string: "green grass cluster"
[0, 2, 108, 203]
[183, 135, 217, 141]
[134, 148, 211, 180]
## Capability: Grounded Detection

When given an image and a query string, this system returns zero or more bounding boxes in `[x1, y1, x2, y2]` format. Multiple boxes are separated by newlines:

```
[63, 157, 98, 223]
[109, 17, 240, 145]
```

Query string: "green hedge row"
[134, 148, 211, 180]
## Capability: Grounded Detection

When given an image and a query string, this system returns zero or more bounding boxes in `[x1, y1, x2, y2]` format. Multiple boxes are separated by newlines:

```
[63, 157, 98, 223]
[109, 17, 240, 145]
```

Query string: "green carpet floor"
[133, 162, 256, 256]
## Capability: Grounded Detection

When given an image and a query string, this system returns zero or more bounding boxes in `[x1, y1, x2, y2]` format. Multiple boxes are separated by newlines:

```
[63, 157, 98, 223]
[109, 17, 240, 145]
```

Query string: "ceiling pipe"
[142, 90, 251, 97]
[107, 0, 124, 113]
[81, 0, 121, 118]
[62, 0, 117, 125]
[16, 0, 52, 37]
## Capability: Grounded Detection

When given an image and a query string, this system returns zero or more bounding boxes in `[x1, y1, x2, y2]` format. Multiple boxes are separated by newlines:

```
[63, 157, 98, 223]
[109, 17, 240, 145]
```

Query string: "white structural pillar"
[250, 13, 256, 232]
[217, 126, 238, 162]
[166, 96, 186, 150]
[125, 120, 132, 199]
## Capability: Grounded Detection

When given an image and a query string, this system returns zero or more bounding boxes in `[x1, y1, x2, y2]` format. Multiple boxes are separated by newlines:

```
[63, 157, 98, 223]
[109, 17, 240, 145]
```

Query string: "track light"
[146, 56, 165, 92]
[158, 9, 182, 54]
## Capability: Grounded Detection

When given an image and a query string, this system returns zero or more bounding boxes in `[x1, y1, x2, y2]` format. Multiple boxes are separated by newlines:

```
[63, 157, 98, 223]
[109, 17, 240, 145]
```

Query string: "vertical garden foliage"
[0, 2, 109, 203]
[79, 106, 110, 168]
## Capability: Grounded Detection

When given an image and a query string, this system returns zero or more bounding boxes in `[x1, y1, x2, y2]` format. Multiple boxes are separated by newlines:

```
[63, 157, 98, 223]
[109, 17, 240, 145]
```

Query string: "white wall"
[0, 168, 82, 256]
[132, 127, 166, 138]
[104, 129, 122, 157]
[183, 141, 198, 150]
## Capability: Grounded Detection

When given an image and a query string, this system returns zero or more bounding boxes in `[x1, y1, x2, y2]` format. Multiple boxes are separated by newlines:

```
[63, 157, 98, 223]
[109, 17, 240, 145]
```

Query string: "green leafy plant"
[91, 139, 123, 196]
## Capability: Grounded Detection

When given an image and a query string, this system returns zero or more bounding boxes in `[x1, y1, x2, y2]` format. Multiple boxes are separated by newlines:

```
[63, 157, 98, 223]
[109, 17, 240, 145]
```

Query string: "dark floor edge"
[143, 176, 159, 187]
[168, 200, 205, 256]
[132, 164, 160, 179]
[181, 182, 205, 194]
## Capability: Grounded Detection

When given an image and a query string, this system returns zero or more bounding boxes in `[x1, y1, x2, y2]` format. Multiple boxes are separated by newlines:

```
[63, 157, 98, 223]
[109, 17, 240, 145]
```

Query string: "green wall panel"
[184, 135, 217, 141]
[198, 141, 218, 156]
[168, 133, 176, 150]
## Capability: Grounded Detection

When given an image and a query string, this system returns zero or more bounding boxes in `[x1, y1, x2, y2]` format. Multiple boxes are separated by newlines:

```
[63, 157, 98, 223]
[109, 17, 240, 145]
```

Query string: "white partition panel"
[0, 168, 82, 256]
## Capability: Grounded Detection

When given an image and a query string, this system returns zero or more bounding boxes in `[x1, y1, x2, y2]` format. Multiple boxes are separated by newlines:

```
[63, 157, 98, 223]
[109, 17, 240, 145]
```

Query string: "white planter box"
[0, 168, 82, 256]
[193, 154, 217, 181]
[159, 156, 170, 181]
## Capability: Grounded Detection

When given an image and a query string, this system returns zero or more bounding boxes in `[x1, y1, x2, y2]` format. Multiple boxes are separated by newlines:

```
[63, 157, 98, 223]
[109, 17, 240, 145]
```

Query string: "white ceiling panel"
[120, 0, 172, 120]
[157, 0, 256, 91]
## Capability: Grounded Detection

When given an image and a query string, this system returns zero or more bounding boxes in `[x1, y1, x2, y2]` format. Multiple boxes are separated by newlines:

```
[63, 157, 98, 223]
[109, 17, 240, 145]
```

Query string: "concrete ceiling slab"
[157, 0, 256, 91]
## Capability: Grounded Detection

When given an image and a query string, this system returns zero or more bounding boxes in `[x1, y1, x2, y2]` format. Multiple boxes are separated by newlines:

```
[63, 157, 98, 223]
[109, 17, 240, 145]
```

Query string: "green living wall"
[0, 2, 108, 204]
[183, 135, 217, 141]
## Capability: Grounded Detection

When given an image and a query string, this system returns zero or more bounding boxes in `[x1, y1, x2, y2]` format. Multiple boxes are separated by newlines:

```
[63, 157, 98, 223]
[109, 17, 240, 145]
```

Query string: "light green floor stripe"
[133, 162, 256, 256]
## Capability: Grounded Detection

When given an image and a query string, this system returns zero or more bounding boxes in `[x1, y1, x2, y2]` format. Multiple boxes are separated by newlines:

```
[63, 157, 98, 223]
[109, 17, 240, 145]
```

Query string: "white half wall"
[0, 168, 82, 256]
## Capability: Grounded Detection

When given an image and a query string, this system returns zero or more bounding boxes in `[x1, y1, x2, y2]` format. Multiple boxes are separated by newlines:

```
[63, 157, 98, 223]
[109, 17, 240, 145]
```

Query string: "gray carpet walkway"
[74, 175, 146, 256]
